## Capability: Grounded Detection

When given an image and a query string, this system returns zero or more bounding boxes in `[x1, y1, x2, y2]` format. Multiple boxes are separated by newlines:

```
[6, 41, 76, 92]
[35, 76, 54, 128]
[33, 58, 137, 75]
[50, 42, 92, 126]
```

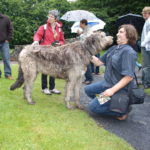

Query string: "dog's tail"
[10, 66, 24, 90]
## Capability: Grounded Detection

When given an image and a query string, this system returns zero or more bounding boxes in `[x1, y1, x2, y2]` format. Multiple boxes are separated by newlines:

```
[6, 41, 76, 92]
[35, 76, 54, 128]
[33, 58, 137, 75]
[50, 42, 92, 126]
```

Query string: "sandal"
[116, 114, 128, 120]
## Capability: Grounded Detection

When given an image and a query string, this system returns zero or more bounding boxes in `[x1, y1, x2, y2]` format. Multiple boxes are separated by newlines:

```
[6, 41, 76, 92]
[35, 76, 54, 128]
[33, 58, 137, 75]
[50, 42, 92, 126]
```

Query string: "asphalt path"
[80, 71, 150, 150]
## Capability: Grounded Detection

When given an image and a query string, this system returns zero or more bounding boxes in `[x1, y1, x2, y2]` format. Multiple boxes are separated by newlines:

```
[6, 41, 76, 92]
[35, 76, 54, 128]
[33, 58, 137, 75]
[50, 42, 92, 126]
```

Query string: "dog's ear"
[86, 36, 94, 48]
[92, 37, 95, 44]
[92, 34, 100, 44]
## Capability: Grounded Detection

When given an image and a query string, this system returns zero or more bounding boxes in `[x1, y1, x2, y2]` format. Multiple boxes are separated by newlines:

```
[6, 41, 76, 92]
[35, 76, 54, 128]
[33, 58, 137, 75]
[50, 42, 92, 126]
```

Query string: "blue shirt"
[100, 44, 137, 90]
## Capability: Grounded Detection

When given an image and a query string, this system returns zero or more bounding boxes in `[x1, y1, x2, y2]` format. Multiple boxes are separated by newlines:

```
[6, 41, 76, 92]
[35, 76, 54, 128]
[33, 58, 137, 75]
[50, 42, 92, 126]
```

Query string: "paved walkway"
[80, 72, 150, 150]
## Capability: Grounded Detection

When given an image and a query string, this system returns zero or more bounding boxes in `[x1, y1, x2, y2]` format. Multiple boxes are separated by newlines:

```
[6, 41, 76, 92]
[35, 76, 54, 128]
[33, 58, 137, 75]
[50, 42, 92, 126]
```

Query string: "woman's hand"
[32, 41, 39, 45]
[102, 88, 115, 97]
[91, 56, 104, 66]
[77, 29, 81, 35]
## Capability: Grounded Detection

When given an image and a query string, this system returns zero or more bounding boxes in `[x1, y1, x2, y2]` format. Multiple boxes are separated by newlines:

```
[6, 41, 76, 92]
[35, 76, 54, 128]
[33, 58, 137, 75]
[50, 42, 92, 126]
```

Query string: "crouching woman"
[85, 24, 138, 120]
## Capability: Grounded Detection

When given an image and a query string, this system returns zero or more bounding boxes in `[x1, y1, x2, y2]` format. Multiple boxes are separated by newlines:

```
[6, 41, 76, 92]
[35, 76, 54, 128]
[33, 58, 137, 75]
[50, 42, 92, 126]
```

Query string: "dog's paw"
[28, 101, 36, 105]
[66, 103, 75, 109]
[76, 104, 84, 110]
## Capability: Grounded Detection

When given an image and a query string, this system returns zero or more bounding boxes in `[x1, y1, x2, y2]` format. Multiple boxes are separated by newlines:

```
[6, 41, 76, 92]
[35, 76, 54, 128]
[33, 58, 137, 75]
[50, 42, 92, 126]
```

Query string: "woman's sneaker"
[50, 88, 61, 94]
[42, 88, 52, 95]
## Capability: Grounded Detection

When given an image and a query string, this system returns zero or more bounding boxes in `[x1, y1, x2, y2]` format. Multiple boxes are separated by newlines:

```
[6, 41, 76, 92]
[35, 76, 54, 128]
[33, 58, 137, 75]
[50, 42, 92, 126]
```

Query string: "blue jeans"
[85, 64, 93, 81]
[0, 42, 12, 77]
[85, 80, 126, 117]
[91, 53, 100, 74]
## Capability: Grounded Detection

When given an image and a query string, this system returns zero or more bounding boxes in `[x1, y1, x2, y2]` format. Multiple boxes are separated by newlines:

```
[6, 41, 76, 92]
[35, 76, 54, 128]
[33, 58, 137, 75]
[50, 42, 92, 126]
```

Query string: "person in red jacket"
[32, 10, 65, 95]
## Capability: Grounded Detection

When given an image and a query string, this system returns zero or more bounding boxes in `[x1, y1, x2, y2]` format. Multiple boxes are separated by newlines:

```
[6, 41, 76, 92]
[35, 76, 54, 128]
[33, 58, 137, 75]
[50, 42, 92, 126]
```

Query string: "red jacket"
[33, 22, 65, 45]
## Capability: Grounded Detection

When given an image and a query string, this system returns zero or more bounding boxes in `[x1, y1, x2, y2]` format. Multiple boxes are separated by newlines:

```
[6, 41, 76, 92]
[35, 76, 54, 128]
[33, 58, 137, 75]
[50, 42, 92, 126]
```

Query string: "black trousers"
[41, 74, 55, 90]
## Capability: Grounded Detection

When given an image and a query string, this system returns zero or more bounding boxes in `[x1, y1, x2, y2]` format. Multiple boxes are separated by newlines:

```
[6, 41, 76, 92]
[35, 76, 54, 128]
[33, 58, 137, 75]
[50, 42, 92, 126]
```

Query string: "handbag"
[128, 87, 145, 104]
[109, 90, 129, 113]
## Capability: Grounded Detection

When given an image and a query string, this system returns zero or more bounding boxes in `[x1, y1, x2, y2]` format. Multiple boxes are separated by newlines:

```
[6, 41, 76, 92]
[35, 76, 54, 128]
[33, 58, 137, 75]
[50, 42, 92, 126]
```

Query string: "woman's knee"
[89, 101, 96, 113]
[84, 85, 94, 98]
[88, 98, 100, 113]
[84, 85, 90, 95]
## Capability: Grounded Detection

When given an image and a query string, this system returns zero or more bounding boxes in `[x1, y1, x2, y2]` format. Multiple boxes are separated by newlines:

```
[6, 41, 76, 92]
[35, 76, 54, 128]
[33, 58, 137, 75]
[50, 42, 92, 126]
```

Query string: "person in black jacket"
[0, 13, 13, 79]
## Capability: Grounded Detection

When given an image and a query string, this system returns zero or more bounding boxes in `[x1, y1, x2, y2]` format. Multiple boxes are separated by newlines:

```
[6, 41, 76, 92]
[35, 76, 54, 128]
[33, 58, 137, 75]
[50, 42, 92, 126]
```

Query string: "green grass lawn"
[0, 64, 135, 150]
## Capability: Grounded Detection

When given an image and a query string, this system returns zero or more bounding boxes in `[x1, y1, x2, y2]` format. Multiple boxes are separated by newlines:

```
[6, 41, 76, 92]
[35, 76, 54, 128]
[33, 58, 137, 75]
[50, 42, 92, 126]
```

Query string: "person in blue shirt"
[141, 6, 150, 89]
[77, 19, 93, 85]
[85, 24, 137, 120]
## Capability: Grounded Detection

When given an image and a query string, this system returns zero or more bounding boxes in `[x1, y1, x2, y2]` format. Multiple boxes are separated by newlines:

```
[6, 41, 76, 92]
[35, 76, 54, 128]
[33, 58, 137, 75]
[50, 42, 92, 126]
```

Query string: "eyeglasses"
[141, 12, 150, 15]
[47, 15, 55, 19]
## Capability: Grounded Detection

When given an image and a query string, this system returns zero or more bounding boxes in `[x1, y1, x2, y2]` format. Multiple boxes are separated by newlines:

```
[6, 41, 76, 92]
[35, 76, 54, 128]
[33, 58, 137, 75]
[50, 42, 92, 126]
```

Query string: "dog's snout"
[108, 36, 113, 41]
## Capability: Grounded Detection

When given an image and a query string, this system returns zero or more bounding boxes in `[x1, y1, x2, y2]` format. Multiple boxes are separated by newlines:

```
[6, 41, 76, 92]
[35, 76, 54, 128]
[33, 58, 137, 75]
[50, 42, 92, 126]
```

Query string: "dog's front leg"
[74, 77, 84, 109]
[65, 80, 75, 109]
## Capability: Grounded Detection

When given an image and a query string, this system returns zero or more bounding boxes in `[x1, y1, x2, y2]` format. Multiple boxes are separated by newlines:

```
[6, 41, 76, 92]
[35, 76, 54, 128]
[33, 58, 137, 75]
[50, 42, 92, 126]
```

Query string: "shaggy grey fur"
[10, 32, 113, 109]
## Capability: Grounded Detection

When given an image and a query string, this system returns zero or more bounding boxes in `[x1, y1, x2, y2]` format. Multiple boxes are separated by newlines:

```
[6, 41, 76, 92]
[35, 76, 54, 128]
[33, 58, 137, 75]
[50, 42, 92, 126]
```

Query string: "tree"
[0, 0, 149, 46]
[71, 0, 149, 36]
[0, 0, 73, 46]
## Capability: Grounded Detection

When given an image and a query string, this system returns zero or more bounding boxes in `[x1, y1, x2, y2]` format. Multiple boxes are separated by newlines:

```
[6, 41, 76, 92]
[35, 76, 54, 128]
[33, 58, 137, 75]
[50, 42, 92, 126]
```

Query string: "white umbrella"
[71, 18, 106, 33]
[61, 10, 98, 22]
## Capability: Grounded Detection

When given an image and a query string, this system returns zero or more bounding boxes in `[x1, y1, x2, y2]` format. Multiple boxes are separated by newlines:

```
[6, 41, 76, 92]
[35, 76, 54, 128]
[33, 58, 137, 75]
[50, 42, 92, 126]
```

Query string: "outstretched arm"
[102, 76, 133, 97]
[91, 55, 104, 66]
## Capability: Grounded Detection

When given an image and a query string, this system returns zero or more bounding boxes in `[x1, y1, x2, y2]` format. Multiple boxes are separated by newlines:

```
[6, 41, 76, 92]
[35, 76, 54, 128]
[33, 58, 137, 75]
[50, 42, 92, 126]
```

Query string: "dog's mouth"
[101, 36, 113, 49]
[107, 36, 113, 45]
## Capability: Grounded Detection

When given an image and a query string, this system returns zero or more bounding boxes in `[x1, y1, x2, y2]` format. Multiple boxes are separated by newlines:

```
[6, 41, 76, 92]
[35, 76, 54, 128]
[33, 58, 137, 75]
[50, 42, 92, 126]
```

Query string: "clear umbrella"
[71, 18, 106, 33]
[61, 10, 98, 22]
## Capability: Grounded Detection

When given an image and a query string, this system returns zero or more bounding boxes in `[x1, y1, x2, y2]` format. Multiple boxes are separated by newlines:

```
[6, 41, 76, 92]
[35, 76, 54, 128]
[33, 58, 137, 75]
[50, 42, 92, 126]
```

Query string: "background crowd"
[0, 5, 150, 120]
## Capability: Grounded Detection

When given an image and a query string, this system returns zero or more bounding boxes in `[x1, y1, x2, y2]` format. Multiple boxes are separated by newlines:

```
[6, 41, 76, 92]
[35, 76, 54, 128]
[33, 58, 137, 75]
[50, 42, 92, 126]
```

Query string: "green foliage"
[0, 0, 149, 46]
[0, 0, 73, 46]
[72, 0, 149, 36]
[0, 64, 135, 150]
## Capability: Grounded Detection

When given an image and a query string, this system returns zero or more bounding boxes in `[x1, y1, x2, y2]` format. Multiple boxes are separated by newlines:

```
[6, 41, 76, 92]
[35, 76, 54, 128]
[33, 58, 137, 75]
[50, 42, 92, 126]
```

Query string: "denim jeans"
[0, 42, 12, 77]
[85, 80, 126, 117]
[84, 64, 93, 81]
[91, 53, 100, 74]
[85, 80, 108, 98]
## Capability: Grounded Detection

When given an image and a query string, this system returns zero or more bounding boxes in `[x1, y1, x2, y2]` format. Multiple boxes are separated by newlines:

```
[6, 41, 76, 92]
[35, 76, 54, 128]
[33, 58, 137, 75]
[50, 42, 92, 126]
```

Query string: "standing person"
[32, 10, 65, 95]
[91, 53, 100, 75]
[85, 24, 137, 120]
[0, 13, 13, 80]
[77, 19, 93, 84]
[141, 6, 150, 89]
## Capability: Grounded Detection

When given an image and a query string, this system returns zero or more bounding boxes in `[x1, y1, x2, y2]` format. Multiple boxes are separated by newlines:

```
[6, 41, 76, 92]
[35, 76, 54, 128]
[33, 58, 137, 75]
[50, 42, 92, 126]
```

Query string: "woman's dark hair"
[80, 19, 88, 25]
[119, 24, 138, 46]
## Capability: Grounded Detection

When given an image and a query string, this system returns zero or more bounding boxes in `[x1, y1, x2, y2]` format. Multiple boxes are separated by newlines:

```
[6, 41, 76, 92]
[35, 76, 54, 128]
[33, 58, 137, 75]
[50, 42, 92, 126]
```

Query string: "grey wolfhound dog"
[10, 32, 113, 109]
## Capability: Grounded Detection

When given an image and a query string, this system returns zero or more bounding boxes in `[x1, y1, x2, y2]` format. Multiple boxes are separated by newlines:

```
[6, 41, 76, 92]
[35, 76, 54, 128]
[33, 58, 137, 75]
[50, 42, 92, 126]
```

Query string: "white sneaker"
[50, 88, 61, 94]
[42, 88, 51, 95]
